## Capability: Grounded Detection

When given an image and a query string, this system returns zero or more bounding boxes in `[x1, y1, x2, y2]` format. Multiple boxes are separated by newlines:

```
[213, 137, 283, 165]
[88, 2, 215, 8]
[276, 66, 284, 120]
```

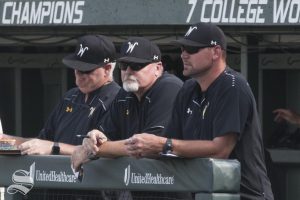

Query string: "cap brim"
[117, 56, 152, 64]
[62, 54, 103, 71]
[171, 38, 208, 47]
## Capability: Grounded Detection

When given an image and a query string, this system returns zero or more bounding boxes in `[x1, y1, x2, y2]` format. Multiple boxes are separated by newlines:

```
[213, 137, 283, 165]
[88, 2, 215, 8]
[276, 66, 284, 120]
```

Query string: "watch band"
[162, 138, 173, 154]
[51, 142, 60, 155]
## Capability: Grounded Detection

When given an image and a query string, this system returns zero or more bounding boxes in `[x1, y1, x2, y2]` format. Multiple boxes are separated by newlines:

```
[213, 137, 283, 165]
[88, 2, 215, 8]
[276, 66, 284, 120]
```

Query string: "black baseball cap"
[63, 35, 116, 71]
[118, 37, 161, 64]
[172, 22, 227, 50]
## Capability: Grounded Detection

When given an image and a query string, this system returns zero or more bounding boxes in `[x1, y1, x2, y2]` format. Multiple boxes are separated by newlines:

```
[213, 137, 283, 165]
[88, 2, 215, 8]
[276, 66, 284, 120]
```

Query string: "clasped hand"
[124, 133, 163, 158]
[71, 129, 107, 172]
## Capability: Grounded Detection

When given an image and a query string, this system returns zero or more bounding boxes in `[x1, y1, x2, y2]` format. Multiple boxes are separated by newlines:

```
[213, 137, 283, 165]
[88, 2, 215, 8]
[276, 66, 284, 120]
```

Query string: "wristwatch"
[51, 142, 60, 155]
[162, 138, 173, 154]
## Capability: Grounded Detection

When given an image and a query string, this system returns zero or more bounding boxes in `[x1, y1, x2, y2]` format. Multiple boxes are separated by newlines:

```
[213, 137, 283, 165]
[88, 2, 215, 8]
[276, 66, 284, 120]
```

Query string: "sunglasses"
[118, 62, 150, 71]
[181, 46, 209, 54]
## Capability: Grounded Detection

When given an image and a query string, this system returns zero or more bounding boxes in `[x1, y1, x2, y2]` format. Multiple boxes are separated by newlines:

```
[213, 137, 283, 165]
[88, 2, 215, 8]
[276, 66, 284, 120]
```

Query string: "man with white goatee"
[72, 37, 190, 199]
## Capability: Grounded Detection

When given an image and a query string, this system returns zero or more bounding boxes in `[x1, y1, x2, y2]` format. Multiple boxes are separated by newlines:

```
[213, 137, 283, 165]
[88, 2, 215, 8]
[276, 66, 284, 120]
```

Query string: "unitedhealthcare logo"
[124, 165, 131, 186]
[123, 165, 174, 186]
[7, 162, 35, 195]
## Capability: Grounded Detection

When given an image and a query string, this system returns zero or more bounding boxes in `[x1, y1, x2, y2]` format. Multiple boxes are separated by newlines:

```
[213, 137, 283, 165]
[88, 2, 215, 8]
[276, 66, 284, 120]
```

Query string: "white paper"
[0, 118, 3, 134]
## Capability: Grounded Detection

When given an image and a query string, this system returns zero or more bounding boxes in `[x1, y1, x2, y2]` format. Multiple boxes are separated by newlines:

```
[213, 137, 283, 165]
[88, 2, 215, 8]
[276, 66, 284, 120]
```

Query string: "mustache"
[123, 75, 137, 82]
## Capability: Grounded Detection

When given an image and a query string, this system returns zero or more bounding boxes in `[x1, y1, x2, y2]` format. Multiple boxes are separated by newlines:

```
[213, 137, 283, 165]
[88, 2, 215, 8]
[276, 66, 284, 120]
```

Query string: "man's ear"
[103, 64, 112, 76]
[155, 61, 163, 72]
[212, 46, 222, 60]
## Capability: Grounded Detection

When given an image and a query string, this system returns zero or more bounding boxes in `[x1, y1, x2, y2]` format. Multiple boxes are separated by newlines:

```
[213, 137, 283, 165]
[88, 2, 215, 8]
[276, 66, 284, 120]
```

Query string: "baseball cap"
[63, 35, 116, 71]
[172, 22, 227, 50]
[118, 37, 161, 64]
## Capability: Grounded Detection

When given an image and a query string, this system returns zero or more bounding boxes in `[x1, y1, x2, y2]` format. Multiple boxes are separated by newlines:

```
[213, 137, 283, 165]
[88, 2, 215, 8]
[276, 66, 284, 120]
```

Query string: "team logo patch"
[77, 44, 89, 57]
[211, 40, 217, 45]
[126, 42, 138, 53]
[88, 107, 96, 117]
[187, 108, 192, 115]
[104, 58, 110, 63]
[7, 163, 35, 195]
[185, 26, 197, 36]
[66, 106, 73, 113]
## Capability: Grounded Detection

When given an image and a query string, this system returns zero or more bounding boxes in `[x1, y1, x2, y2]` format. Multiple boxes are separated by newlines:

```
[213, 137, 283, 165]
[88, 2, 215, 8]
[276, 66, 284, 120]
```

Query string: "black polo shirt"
[38, 81, 120, 145]
[99, 72, 183, 140]
[165, 67, 273, 200]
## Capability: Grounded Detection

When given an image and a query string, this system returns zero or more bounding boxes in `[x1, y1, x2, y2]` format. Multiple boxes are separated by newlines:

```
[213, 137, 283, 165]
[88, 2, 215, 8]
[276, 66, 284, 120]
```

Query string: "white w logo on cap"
[77, 44, 89, 57]
[185, 26, 197, 36]
[126, 42, 138, 53]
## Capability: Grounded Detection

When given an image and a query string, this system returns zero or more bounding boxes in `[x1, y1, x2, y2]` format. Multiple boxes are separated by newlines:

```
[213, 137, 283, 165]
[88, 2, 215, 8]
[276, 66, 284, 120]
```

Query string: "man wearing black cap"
[0, 35, 120, 155]
[72, 36, 182, 165]
[119, 23, 274, 200]
[72, 36, 188, 199]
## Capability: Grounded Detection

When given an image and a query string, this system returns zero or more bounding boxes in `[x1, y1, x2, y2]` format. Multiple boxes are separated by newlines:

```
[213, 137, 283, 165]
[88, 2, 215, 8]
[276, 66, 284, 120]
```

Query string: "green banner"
[0, 155, 240, 194]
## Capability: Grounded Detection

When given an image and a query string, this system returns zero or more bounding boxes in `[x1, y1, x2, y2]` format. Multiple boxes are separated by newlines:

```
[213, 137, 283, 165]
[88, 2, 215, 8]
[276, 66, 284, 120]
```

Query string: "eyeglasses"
[118, 62, 151, 71]
[181, 46, 209, 54]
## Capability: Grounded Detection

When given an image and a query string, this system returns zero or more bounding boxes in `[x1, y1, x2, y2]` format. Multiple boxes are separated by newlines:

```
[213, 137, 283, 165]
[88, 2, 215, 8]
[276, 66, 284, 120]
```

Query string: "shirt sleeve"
[97, 98, 121, 141]
[37, 89, 75, 141]
[163, 87, 184, 139]
[142, 79, 182, 135]
[37, 102, 62, 141]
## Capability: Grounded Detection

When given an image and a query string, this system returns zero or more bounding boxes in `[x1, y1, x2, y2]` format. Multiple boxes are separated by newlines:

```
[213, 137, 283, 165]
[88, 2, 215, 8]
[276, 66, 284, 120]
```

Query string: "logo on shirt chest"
[187, 108, 193, 115]
[186, 101, 210, 119]
[65, 106, 73, 113]
[88, 107, 96, 117]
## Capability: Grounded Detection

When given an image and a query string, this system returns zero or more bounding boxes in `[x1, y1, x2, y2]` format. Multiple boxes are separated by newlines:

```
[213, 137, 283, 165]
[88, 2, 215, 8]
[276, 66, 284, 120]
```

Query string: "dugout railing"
[0, 155, 240, 200]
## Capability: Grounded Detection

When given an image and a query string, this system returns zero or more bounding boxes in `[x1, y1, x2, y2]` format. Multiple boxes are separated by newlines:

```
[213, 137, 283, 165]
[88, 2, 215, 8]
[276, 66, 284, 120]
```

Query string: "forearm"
[96, 140, 128, 158]
[59, 143, 78, 155]
[172, 133, 237, 159]
[172, 140, 224, 158]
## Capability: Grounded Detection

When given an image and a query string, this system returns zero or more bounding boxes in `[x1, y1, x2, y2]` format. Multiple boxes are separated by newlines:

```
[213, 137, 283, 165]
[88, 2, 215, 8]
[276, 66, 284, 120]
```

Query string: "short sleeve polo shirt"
[38, 81, 120, 145]
[99, 72, 183, 140]
[164, 67, 273, 200]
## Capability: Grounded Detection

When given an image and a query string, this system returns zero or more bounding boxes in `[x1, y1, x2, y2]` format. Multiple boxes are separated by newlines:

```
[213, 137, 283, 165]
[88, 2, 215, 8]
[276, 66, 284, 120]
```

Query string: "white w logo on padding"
[126, 42, 138, 53]
[185, 26, 197, 36]
[77, 44, 89, 57]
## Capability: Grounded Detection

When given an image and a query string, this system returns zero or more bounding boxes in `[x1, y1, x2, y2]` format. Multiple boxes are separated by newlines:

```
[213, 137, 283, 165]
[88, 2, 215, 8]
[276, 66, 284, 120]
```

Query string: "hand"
[0, 133, 11, 140]
[18, 139, 53, 155]
[71, 145, 90, 172]
[273, 108, 300, 125]
[82, 129, 107, 156]
[124, 133, 165, 158]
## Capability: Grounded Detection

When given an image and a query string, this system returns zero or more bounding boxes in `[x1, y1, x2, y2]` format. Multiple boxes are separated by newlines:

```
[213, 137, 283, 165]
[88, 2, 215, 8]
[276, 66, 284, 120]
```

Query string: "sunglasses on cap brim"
[181, 45, 211, 54]
[118, 62, 151, 71]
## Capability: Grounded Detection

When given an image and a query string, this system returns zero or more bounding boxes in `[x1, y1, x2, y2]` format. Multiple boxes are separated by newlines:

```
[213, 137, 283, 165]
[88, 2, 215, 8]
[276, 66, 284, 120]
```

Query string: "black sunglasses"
[118, 62, 150, 71]
[181, 46, 209, 54]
